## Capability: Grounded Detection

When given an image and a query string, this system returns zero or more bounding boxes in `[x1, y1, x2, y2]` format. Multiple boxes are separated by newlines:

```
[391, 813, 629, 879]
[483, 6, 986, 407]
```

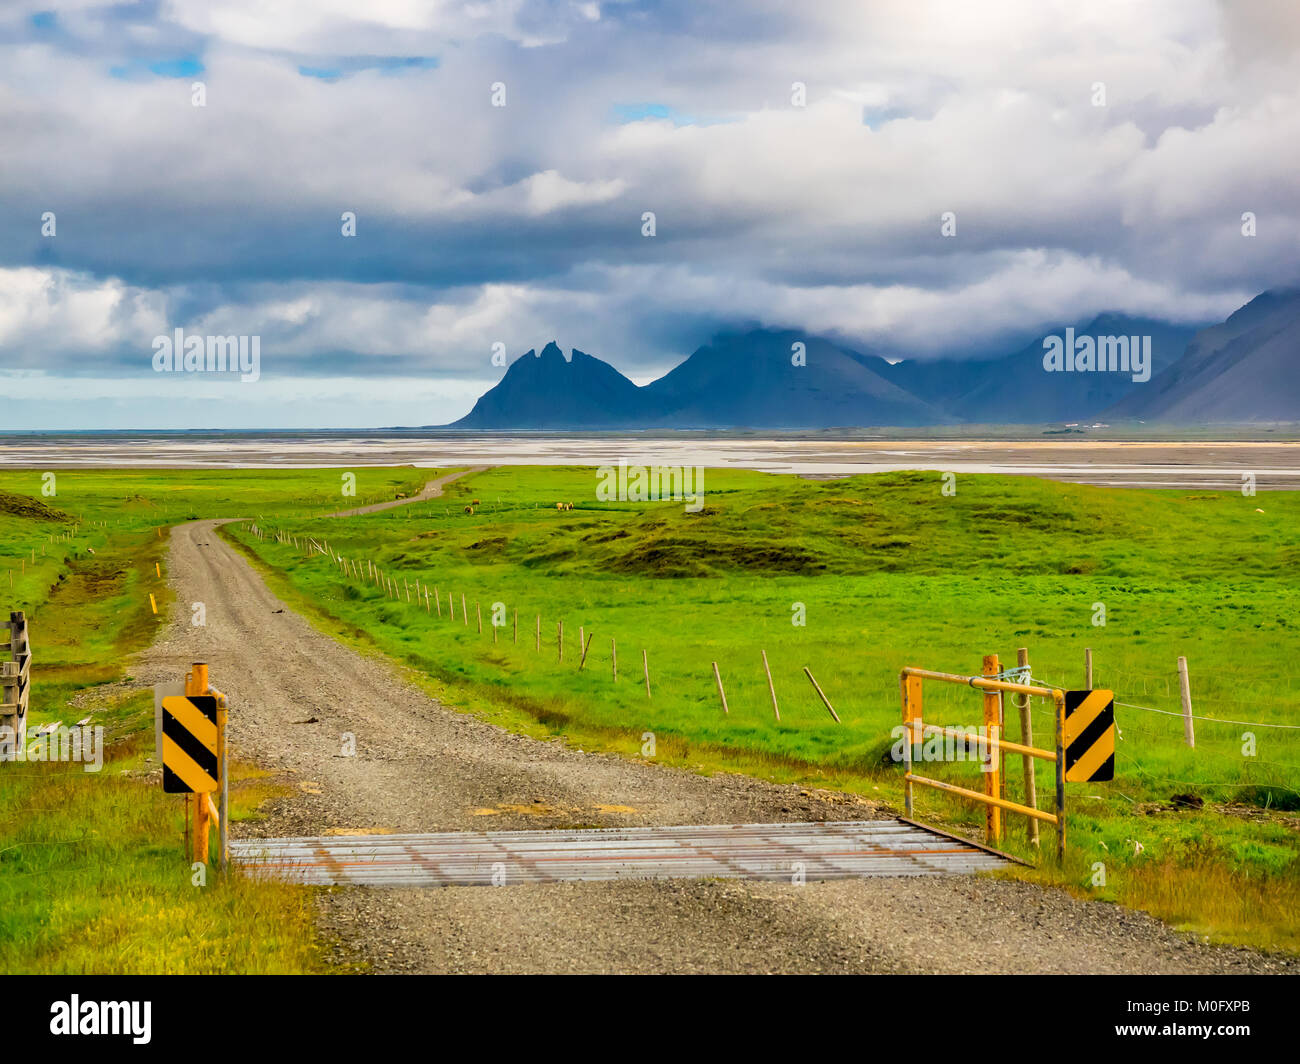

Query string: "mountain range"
[449, 288, 1300, 429]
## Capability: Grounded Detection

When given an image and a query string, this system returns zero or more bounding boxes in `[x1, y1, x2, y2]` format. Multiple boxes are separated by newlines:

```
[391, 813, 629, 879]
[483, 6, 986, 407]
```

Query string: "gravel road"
[325, 467, 488, 517]
[131, 480, 1288, 974]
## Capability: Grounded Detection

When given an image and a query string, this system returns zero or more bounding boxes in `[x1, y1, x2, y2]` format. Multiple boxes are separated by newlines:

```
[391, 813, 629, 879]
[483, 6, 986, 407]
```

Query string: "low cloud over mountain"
[450, 289, 1299, 428]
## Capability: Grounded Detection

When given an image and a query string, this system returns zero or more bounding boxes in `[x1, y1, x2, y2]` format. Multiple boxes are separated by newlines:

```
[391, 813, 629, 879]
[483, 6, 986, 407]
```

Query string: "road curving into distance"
[131, 471, 1284, 974]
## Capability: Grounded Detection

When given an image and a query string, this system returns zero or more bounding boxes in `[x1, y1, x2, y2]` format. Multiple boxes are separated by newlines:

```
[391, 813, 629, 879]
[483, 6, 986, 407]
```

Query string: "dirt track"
[325, 467, 488, 517]
[132, 479, 1287, 974]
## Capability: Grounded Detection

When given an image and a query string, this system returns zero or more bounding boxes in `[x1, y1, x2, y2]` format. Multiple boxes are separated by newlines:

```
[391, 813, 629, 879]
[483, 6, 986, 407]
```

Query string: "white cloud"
[1, 0, 1297, 428]
[0, 268, 167, 359]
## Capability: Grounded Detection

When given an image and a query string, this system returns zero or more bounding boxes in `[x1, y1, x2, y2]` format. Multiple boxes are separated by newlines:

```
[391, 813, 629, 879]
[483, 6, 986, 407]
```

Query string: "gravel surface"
[129, 481, 1289, 975]
[137, 516, 878, 837]
[316, 878, 1287, 975]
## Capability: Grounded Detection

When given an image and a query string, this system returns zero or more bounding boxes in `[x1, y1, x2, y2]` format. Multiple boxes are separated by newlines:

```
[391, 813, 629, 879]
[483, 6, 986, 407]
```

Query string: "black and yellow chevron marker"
[1064, 689, 1115, 782]
[161, 695, 219, 793]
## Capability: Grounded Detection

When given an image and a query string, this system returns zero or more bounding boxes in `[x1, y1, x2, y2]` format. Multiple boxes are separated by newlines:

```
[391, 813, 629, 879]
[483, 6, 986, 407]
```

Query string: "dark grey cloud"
[0, 0, 1296, 427]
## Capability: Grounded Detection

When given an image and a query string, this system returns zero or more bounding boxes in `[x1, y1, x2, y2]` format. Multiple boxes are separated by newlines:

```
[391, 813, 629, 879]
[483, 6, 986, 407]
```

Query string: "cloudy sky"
[1, 0, 1298, 429]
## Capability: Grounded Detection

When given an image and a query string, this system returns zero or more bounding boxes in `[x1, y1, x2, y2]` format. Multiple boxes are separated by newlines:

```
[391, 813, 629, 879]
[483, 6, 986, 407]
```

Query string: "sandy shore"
[1, 434, 1298, 488]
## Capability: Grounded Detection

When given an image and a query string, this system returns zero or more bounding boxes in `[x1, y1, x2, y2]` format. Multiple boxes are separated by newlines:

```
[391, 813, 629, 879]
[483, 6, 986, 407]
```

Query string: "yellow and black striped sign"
[161, 695, 219, 793]
[1064, 689, 1115, 782]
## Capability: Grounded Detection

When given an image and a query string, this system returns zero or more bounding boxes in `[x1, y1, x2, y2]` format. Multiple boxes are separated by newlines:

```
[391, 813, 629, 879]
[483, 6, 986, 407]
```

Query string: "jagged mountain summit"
[447, 290, 1298, 429]
[452, 342, 645, 429]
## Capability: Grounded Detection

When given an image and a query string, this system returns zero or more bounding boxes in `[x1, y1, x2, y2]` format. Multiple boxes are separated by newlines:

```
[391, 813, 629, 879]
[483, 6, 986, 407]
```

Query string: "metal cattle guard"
[900, 664, 1067, 860]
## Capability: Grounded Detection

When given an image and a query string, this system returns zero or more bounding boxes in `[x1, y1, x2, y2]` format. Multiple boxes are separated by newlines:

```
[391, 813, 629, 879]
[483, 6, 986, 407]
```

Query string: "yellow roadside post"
[216, 690, 229, 871]
[162, 663, 227, 868]
[186, 665, 210, 864]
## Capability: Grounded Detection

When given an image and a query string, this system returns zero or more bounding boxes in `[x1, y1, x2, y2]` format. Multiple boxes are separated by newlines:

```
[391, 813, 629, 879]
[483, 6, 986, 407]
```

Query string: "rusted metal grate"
[231, 819, 1011, 887]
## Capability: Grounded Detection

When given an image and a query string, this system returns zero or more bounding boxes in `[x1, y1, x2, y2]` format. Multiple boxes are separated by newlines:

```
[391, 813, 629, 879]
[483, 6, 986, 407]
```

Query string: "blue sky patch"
[109, 54, 204, 80]
[299, 56, 439, 80]
[612, 103, 731, 127]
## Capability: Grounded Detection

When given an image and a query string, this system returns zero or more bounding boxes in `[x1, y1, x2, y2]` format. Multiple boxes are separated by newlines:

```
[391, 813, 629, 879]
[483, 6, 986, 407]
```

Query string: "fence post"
[712, 661, 729, 715]
[902, 670, 923, 764]
[1053, 690, 1067, 861]
[611, 637, 617, 681]
[1015, 647, 1039, 848]
[642, 650, 651, 699]
[982, 654, 1002, 843]
[902, 702, 914, 817]
[1085, 647, 1093, 688]
[803, 667, 841, 723]
[217, 691, 228, 872]
[1178, 656, 1195, 748]
[761, 650, 780, 722]
[0, 611, 30, 762]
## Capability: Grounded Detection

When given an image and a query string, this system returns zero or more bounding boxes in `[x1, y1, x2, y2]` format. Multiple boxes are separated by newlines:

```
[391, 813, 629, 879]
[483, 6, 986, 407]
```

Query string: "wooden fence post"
[0, 611, 31, 762]
[1015, 647, 1039, 847]
[1178, 656, 1195, 748]
[761, 650, 780, 722]
[1085, 647, 1093, 688]
[578, 632, 593, 670]
[802, 667, 841, 723]
[712, 662, 729, 715]
[643, 650, 651, 699]
[611, 637, 617, 681]
[558, 621, 563, 662]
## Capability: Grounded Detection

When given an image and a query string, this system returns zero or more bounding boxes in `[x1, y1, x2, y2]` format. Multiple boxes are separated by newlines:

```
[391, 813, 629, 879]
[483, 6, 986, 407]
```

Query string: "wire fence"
[239, 520, 1300, 799]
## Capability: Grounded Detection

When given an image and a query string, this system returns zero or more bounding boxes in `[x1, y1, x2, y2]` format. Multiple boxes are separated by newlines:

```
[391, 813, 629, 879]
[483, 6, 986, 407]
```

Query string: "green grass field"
[223, 465, 1300, 953]
[1, 464, 1297, 965]
[0, 468, 425, 973]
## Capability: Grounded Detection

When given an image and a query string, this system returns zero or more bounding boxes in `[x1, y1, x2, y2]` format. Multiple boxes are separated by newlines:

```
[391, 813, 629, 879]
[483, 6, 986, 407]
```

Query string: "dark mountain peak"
[1084, 311, 1173, 333]
[640, 327, 946, 428]
[1105, 287, 1300, 421]
[448, 290, 1296, 429]
[452, 341, 642, 429]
